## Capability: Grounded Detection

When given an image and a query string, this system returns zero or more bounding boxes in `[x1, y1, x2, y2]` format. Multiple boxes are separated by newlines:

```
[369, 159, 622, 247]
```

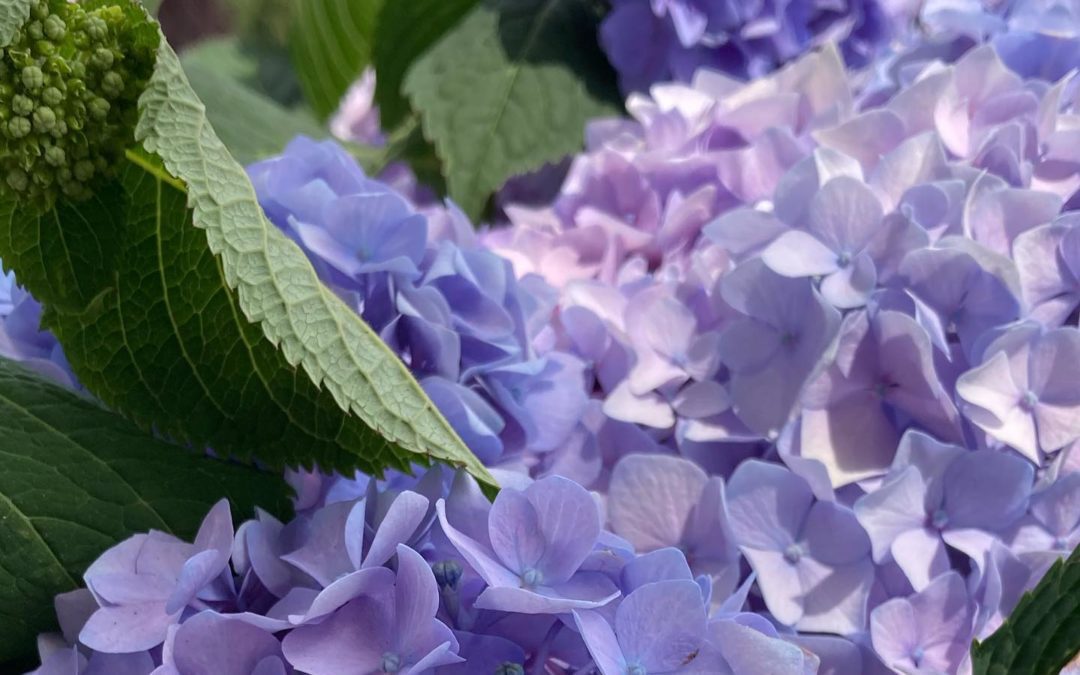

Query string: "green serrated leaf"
[0, 3, 494, 487]
[289, 0, 383, 120]
[372, 0, 479, 129]
[181, 40, 327, 164]
[0, 358, 290, 663]
[402, 0, 622, 220]
[0, 0, 28, 45]
[971, 546, 1080, 675]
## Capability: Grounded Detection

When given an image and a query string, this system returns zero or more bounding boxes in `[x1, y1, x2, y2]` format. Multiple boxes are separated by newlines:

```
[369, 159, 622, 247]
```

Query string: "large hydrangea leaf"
[288, 0, 382, 120]
[0, 1, 495, 487]
[403, 0, 622, 219]
[971, 546, 1080, 674]
[0, 359, 291, 664]
[372, 0, 479, 128]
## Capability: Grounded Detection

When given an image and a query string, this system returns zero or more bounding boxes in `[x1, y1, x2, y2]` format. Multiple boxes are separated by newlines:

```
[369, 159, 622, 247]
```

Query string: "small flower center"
[627, 664, 648, 675]
[381, 652, 402, 673]
[836, 251, 852, 268]
[520, 567, 543, 589]
[1020, 390, 1039, 412]
[911, 646, 925, 666]
[784, 543, 803, 564]
[780, 331, 799, 348]
[495, 663, 525, 675]
[930, 509, 949, 530]
[1054, 536, 1068, 550]
[624, 211, 637, 225]
[432, 560, 464, 590]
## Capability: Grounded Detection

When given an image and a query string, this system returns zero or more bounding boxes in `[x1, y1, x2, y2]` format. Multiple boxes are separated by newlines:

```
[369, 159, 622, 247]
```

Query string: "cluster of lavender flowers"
[599, 0, 1080, 95]
[0, 266, 75, 389]
[23, 7, 1080, 675]
[600, 0, 897, 92]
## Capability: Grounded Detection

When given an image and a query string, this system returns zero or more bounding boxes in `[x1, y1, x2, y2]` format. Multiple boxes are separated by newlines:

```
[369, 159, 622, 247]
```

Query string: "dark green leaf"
[289, 0, 383, 120]
[182, 39, 327, 164]
[971, 546, 1080, 675]
[0, 358, 290, 663]
[402, 0, 622, 219]
[372, 0, 479, 128]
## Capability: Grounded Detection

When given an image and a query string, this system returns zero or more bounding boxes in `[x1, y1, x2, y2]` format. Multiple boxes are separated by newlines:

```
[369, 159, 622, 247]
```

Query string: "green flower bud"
[100, 71, 123, 98]
[21, 65, 44, 90]
[74, 159, 94, 182]
[7, 117, 31, 139]
[91, 47, 114, 70]
[83, 16, 108, 43]
[12, 95, 33, 116]
[2, 0, 161, 207]
[88, 96, 109, 120]
[32, 166, 53, 187]
[32, 106, 56, 132]
[7, 168, 29, 192]
[43, 15, 66, 41]
[41, 86, 62, 106]
[44, 145, 65, 167]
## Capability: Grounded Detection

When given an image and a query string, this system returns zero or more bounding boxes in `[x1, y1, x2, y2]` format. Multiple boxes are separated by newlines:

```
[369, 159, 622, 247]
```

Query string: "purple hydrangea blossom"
[25, 15, 1080, 673]
[600, 0, 896, 92]
[726, 460, 874, 634]
[0, 264, 76, 387]
[869, 571, 975, 674]
[854, 431, 1034, 590]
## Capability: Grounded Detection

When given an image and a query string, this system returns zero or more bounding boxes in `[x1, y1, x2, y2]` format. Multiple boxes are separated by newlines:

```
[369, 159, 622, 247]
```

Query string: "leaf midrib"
[457, 0, 563, 204]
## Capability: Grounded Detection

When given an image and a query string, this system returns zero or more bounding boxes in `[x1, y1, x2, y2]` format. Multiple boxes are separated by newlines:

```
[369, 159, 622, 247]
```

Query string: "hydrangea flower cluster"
[21, 6, 1080, 675]
[0, 0, 157, 206]
[0, 263, 75, 388]
[600, 0, 897, 92]
[245, 136, 589, 476]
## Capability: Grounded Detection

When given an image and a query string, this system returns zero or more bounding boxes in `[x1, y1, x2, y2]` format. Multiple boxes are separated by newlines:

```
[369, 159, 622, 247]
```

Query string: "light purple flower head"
[0, 264, 76, 387]
[854, 431, 1034, 589]
[600, 0, 894, 93]
[869, 571, 974, 674]
[957, 322, 1080, 463]
[282, 545, 462, 674]
[436, 475, 619, 614]
[726, 460, 874, 634]
[79, 500, 235, 653]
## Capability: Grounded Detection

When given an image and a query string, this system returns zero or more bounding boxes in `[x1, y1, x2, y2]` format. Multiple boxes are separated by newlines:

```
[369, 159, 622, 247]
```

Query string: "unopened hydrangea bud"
[88, 96, 109, 121]
[7, 168, 28, 192]
[83, 16, 107, 42]
[1, 0, 160, 208]
[41, 86, 62, 106]
[74, 160, 94, 182]
[100, 71, 123, 98]
[44, 145, 64, 167]
[43, 15, 65, 41]
[12, 94, 33, 116]
[21, 65, 43, 90]
[91, 47, 113, 70]
[7, 116, 30, 139]
[33, 106, 56, 132]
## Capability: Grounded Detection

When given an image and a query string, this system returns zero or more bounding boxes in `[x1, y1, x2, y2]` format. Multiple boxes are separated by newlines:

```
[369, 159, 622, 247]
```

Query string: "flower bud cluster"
[0, 0, 157, 207]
